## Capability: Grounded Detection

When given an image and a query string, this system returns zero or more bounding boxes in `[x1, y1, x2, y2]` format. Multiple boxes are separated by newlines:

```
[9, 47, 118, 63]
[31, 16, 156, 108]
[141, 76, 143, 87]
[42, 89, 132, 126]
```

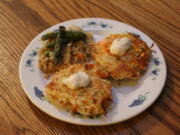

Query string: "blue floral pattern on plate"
[81, 21, 113, 28]
[129, 92, 149, 107]
[34, 86, 44, 100]
[26, 47, 39, 72]
[151, 57, 161, 80]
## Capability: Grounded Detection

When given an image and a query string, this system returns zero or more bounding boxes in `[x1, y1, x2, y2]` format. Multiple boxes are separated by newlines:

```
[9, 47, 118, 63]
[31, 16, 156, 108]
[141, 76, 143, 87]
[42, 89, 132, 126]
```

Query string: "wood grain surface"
[0, 0, 179, 135]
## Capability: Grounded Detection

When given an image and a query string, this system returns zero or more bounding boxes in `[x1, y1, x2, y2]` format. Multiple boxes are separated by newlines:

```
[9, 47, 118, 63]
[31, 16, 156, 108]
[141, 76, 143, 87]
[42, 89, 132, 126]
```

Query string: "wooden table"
[0, 0, 179, 134]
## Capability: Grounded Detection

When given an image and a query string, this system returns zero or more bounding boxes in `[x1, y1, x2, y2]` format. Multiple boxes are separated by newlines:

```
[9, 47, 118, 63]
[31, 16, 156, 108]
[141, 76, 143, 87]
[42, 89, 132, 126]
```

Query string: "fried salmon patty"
[45, 64, 112, 116]
[93, 33, 151, 80]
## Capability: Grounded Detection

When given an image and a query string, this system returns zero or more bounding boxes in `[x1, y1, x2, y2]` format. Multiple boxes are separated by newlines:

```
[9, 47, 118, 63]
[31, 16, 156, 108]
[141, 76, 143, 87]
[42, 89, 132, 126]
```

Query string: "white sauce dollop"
[110, 37, 132, 56]
[62, 71, 91, 90]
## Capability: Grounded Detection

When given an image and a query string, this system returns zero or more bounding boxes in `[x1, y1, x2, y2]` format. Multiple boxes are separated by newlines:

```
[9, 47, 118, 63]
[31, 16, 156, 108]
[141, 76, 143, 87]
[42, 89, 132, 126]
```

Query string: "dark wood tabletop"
[0, 0, 179, 135]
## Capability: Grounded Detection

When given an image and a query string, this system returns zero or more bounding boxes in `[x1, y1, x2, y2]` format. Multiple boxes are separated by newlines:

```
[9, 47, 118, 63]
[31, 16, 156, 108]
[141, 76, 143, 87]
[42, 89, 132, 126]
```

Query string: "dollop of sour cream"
[110, 37, 132, 56]
[62, 71, 91, 90]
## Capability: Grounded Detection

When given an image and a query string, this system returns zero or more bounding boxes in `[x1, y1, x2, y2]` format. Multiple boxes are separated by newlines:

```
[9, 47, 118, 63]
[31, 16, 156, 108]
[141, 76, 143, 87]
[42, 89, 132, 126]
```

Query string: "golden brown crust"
[45, 64, 112, 116]
[93, 33, 152, 80]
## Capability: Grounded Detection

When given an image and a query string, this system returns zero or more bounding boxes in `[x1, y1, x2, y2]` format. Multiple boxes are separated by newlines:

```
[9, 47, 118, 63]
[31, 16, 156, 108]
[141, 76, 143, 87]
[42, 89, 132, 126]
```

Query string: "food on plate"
[38, 26, 94, 77]
[93, 33, 151, 80]
[39, 28, 151, 117]
[45, 64, 112, 117]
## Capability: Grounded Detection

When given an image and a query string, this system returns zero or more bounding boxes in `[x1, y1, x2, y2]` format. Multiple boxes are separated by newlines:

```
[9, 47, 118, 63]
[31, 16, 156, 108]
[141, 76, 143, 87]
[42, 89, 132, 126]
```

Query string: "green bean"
[41, 30, 86, 41]
[54, 48, 60, 64]
[65, 31, 86, 41]
[54, 26, 65, 65]
[41, 32, 58, 41]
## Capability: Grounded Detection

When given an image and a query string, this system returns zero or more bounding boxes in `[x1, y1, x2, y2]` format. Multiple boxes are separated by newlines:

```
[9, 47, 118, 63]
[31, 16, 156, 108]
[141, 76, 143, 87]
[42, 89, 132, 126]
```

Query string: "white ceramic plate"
[19, 18, 166, 126]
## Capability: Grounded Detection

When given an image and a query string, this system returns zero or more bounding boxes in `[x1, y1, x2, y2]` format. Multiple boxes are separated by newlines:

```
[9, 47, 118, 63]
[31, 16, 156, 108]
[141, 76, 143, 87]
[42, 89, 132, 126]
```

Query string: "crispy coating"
[45, 64, 112, 116]
[93, 33, 151, 80]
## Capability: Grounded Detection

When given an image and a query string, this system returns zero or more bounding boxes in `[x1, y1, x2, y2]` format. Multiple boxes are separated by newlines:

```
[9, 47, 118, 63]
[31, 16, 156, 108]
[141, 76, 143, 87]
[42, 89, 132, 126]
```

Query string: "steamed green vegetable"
[65, 31, 87, 41]
[54, 26, 65, 65]
[41, 32, 58, 40]
[41, 30, 86, 42]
